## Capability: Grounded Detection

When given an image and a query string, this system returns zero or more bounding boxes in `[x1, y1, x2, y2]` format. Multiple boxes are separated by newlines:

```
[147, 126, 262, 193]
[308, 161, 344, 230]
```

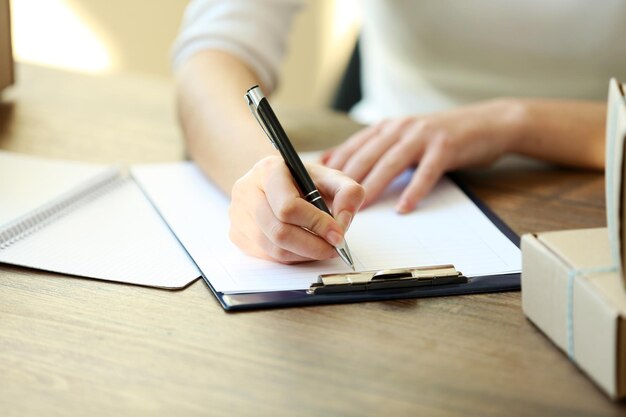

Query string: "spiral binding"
[0, 168, 124, 250]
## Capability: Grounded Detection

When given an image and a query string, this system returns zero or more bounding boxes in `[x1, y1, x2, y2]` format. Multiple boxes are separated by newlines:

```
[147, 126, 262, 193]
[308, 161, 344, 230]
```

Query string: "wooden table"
[0, 64, 620, 417]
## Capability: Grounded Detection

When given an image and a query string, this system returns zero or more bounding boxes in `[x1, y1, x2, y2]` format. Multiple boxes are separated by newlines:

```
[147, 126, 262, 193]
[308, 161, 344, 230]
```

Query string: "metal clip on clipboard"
[308, 264, 467, 295]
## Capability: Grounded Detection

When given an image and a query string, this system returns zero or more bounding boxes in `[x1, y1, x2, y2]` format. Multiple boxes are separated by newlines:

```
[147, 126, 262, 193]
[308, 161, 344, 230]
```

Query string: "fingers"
[320, 148, 333, 165]
[396, 148, 447, 213]
[325, 105, 509, 213]
[340, 118, 412, 182]
[324, 124, 380, 171]
[325, 117, 449, 213]
[229, 219, 312, 264]
[230, 174, 337, 264]
[229, 156, 365, 264]
[263, 166, 346, 245]
[359, 124, 429, 207]
[254, 186, 338, 262]
[308, 164, 365, 230]
[330, 118, 434, 208]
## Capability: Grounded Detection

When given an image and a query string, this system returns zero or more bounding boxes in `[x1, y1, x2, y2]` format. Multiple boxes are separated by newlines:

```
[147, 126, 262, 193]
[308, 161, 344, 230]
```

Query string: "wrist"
[489, 97, 530, 154]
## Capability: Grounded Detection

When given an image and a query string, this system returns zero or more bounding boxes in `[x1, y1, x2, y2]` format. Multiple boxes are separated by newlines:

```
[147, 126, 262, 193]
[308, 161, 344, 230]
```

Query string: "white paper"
[0, 151, 200, 288]
[132, 161, 521, 294]
[0, 178, 201, 288]
[0, 150, 110, 228]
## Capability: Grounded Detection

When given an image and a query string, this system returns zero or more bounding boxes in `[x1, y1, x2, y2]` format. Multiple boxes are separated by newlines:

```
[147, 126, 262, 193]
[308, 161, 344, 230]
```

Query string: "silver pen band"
[304, 189, 322, 203]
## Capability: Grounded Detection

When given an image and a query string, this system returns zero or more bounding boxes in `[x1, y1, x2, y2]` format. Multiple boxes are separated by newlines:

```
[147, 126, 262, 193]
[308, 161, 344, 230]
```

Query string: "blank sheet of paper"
[132, 161, 520, 294]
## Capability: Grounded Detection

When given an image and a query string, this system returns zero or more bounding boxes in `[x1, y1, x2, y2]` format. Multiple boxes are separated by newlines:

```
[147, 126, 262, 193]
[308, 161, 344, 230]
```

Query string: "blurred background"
[9, 0, 361, 108]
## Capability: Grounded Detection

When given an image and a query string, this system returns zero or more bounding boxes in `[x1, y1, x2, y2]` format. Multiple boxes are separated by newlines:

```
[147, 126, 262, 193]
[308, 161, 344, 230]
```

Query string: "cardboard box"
[0, 0, 14, 91]
[521, 79, 626, 399]
[522, 228, 626, 398]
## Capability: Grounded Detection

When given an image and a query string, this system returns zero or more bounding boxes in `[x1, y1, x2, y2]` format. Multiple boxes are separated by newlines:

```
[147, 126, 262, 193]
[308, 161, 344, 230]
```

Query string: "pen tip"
[336, 242, 356, 272]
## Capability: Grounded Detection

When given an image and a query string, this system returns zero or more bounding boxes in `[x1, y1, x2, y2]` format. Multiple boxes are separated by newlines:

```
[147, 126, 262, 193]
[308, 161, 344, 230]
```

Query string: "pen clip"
[245, 91, 278, 150]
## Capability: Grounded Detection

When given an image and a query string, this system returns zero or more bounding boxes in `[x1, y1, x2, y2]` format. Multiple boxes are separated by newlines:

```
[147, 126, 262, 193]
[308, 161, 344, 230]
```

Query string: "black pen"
[244, 85, 355, 270]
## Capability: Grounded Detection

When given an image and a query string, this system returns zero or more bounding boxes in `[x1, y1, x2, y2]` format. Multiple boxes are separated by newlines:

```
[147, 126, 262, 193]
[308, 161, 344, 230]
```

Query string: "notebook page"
[0, 177, 201, 288]
[132, 162, 520, 294]
[0, 151, 111, 228]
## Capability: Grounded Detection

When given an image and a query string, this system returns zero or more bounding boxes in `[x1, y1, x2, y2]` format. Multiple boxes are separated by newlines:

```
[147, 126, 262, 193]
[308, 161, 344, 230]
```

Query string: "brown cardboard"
[0, 0, 14, 91]
[521, 79, 626, 399]
[522, 228, 626, 399]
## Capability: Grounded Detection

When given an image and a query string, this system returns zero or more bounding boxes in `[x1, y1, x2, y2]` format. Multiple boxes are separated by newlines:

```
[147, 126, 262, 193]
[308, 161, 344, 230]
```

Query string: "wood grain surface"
[0, 64, 621, 417]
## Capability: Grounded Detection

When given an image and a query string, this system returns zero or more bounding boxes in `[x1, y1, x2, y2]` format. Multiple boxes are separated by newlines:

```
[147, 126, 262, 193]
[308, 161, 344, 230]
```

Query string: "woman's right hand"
[229, 155, 365, 264]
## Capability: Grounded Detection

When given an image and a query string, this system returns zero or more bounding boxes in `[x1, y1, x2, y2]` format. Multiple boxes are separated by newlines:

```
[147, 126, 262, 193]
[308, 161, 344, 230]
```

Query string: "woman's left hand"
[321, 99, 523, 213]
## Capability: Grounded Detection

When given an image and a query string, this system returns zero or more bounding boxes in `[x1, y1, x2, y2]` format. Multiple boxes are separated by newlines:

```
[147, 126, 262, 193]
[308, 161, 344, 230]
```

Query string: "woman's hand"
[322, 99, 524, 213]
[229, 155, 365, 264]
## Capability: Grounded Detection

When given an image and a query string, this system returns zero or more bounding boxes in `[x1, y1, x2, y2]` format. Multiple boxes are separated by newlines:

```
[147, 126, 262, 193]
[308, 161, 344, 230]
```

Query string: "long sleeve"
[172, 0, 304, 93]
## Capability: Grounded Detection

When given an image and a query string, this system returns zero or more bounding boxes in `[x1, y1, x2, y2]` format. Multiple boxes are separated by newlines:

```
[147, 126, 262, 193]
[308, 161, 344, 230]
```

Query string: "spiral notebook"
[0, 151, 200, 288]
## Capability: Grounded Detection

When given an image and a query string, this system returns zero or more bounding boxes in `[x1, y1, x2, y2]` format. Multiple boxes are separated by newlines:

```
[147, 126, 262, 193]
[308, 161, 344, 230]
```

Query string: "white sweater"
[173, 0, 626, 123]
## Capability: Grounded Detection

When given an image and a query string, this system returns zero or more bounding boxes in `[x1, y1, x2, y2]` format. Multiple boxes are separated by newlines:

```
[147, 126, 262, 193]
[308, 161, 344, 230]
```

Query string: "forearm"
[175, 50, 276, 194]
[507, 98, 606, 170]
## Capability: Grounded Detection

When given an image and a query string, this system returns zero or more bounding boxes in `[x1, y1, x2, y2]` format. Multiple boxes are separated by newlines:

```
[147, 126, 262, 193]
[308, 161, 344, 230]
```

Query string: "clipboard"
[200, 175, 521, 311]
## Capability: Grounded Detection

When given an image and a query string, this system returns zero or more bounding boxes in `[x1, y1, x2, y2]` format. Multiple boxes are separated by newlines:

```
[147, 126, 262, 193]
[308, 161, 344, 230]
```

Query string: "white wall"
[10, 0, 360, 108]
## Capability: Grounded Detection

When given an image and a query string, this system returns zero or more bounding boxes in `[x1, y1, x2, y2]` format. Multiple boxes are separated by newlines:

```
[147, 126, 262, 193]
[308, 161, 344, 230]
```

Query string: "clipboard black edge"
[206, 272, 519, 311]
[203, 173, 521, 311]
[448, 173, 521, 247]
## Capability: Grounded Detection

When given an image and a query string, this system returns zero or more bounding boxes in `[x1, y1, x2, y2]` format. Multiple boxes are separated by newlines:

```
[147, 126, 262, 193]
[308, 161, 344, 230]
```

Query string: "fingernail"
[326, 230, 343, 247]
[336, 211, 352, 230]
[396, 200, 411, 214]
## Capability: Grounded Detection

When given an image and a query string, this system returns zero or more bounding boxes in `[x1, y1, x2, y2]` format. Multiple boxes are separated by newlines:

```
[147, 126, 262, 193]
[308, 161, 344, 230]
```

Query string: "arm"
[173, 1, 365, 264]
[175, 50, 274, 193]
[172, 0, 304, 193]
[323, 98, 606, 212]
[176, 51, 364, 264]
[511, 99, 605, 169]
